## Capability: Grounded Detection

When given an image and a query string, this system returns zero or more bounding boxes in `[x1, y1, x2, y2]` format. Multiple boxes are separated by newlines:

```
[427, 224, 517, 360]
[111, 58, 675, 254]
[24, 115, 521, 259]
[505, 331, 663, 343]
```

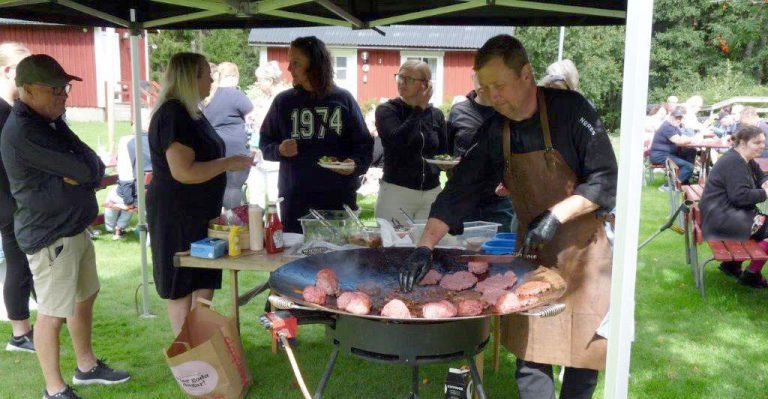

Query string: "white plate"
[425, 158, 460, 166]
[318, 162, 355, 170]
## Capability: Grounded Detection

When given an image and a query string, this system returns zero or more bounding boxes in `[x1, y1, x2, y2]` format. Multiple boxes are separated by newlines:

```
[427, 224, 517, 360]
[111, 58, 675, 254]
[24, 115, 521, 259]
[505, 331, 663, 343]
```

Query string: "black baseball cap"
[671, 106, 686, 118]
[14, 54, 82, 87]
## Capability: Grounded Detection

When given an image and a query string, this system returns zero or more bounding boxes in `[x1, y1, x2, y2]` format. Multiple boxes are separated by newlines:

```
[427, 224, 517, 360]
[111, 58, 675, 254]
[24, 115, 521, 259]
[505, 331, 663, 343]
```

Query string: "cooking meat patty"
[439, 271, 478, 291]
[479, 289, 506, 307]
[467, 261, 489, 275]
[514, 281, 552, 297]
[422, 300, 458, 319]
[495, 292, 524, 314]
[474, 271, 517, 293]
[457, 299, 484, 316]
[316, 268, 340, 296]
[418, 269, 443, 286]
[336, 291, 372, 315]
[302, 285, 327, 305]
[380, 299, 412, 319]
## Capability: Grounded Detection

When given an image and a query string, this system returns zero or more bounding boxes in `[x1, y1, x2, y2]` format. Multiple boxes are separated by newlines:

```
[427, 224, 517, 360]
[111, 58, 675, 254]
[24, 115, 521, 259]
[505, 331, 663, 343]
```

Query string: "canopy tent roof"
[0, 1, 625, 29]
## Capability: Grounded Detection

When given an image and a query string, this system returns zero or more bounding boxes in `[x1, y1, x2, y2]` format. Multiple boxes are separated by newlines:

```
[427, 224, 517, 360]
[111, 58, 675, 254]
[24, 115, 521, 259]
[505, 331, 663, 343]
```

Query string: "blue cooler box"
[190, 238, 228, 259]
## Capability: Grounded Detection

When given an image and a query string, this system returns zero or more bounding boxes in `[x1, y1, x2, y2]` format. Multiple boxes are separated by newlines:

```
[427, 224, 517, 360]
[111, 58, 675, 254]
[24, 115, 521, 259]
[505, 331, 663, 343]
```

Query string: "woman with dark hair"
[259, 36, 373, 233]
[700, 125, 768, 287]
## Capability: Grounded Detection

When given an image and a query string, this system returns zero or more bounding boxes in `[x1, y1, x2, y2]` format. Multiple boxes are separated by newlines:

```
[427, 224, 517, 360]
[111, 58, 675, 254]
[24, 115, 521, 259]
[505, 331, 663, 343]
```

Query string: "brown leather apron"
[500, 89, 612, 370]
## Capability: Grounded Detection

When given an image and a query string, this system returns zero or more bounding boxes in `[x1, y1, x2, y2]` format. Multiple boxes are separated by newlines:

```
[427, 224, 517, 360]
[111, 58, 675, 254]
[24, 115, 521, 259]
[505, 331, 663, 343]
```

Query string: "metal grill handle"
[268, 295, 315, 311]
[519, 303, 565, 318]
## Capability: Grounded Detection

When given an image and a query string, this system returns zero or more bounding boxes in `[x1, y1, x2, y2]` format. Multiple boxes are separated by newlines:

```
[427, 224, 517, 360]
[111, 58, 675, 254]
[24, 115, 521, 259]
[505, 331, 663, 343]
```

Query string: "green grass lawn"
[1, 124, 766, 398]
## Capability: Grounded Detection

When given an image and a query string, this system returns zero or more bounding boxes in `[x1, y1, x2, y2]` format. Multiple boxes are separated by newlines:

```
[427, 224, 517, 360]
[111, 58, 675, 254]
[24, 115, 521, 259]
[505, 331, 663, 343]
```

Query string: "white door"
[330, 48, 358, 99]
[400, 51, 444, 106]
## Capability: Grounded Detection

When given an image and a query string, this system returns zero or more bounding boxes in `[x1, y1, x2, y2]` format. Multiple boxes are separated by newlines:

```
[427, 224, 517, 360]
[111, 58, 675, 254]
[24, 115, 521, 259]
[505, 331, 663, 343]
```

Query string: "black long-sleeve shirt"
[1, 101, 104, 254]
[0, 98, 14, 226]
[375, 98, 447, 190]
[700, 149, 768, 240]
[430, 88, 617, 234]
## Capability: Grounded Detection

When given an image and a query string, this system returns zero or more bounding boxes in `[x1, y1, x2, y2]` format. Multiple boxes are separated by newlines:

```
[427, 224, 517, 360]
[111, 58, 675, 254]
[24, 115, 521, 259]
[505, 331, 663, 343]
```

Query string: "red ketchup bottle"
[265, 204, 284, 254]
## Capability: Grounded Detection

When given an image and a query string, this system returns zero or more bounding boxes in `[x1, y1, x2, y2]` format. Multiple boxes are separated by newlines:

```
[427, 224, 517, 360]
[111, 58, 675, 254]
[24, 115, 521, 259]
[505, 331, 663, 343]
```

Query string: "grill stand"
[313, 315, 490, 399]
[313, 344, 487, 399]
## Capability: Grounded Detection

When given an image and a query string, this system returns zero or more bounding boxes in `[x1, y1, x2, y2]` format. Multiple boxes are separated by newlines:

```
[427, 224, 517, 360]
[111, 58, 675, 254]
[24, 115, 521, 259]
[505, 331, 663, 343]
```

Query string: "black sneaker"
[738, 270, 768, 288]
[6, 329, 35, 353]
[718, 262, 743, 278]
[72, 359, 130, 385]
[43, 385, 81, 399]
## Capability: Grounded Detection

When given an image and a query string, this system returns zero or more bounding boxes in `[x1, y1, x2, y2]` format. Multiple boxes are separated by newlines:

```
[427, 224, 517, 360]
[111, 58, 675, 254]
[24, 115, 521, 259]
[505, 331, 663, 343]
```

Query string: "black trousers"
[280, 190, 358, 234]
[1, 219, 34, 321]
[515, 359, 598, 399]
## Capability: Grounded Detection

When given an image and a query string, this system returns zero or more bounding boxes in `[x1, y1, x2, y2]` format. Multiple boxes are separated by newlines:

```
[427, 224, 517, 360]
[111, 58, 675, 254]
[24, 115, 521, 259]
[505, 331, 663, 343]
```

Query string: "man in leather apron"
[400, 35, 617, 399]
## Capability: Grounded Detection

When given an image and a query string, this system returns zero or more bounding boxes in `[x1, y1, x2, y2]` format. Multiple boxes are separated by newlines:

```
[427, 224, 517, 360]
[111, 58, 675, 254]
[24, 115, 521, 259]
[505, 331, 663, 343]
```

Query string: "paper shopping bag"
[165, 304, 252, 399]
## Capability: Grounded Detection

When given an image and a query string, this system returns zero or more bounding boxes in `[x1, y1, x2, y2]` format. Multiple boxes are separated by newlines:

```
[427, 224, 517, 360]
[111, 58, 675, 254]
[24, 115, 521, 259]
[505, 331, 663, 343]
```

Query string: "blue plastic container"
[494, 233, 517, 241]
[481, 239, 515, 254]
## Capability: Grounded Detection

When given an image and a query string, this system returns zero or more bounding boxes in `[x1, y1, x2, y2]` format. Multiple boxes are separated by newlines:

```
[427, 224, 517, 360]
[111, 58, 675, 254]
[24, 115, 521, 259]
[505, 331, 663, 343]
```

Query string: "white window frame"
[400, 50, 444, 106]
[329, 47, 358, 99]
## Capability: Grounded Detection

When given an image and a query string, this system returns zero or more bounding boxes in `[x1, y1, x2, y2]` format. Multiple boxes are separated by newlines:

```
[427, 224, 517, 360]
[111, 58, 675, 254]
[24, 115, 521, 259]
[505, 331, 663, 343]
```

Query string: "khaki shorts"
[27, 230, 100, 318]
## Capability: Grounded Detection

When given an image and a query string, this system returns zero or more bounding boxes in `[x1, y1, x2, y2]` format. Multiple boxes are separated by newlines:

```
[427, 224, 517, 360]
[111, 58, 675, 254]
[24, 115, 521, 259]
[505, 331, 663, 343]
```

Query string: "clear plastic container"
[298, 210, 355, 245]
[408, 220, 502, 249]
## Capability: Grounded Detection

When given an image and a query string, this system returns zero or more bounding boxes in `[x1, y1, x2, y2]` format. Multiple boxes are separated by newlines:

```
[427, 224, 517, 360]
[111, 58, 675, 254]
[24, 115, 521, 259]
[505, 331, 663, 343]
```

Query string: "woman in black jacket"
[374, 60, 447, 222]
[700, 125, 768, 287]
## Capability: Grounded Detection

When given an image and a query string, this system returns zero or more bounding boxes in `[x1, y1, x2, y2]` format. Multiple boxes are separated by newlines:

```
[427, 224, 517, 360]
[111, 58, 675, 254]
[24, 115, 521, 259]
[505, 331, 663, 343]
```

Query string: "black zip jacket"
[0, 101, 104, 254]
[375, 98, 447, 191]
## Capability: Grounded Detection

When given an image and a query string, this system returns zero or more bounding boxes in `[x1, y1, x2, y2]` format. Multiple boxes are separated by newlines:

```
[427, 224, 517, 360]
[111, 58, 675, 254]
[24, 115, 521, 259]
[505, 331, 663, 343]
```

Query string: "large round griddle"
[268, 247, 566, 322]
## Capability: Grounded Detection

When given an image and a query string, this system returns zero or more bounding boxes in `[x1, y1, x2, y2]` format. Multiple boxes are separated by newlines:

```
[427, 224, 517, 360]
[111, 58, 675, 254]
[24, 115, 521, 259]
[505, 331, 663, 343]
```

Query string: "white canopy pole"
[557, 26, 565, 61]
[129, 8, 153, 318]
[604, 0, 654, 397]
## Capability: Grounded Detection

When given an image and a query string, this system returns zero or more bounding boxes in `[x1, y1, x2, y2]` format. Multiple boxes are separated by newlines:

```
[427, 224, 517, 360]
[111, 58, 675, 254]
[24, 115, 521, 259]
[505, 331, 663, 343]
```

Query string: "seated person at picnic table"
[735, 106, 768, 158]
[700, 125, 768, 288]
[104, 129, 151, 240]
[650, 106, 696, 188]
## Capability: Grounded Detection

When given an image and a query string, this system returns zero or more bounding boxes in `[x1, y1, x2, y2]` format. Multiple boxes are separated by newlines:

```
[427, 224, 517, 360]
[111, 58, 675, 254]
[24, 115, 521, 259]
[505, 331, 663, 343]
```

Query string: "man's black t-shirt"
[430, 87, 618, 234]
[649, 120, 681, 163]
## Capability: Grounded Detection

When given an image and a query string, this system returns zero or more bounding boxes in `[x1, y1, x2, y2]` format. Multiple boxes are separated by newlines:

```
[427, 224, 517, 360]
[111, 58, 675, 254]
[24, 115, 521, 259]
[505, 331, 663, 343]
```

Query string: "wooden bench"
[683, 184, 768, 297]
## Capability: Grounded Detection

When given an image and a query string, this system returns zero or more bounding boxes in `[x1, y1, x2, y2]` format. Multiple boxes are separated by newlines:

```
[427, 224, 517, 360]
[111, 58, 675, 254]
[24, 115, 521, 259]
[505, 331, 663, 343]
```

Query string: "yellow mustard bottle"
[228, 225, 242, 257]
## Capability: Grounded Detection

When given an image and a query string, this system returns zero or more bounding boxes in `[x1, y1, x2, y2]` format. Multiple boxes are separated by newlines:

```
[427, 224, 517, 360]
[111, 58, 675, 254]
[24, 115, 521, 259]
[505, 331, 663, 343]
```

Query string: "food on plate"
[316, 268, 340, 296]
[418, 269, 444, 286]
[514, 280, 552, 297]
[433, 154, 456, 161]
[319, 156, 339, 163]
[474, 271, 517, 293]
[381, 299, 412, 319]
[422, 300, 458, 319]
[336, 291, 371, 315]
[457, 299, 484, 316]
[467, 261, 489, 275]
[439, 271, 478, 291]
[302, 285, 327, 305]
[494, 292, 524, 313]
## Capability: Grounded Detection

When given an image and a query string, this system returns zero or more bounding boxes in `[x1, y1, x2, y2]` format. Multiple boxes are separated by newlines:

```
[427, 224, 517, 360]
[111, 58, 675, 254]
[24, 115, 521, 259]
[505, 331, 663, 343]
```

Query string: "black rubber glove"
[522, 211, 561, 256]
[399, 246, 433, 292]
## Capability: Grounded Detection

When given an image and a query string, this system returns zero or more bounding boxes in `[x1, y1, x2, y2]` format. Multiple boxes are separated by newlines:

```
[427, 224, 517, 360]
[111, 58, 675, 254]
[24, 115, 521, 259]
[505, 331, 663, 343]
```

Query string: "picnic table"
[678, 139, 730, 182]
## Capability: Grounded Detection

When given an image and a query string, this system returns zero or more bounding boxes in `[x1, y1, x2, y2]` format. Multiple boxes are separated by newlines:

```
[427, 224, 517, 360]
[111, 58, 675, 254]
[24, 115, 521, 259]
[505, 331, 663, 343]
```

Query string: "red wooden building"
[0, 18, 148, 120]
[249, 25, 512, 106]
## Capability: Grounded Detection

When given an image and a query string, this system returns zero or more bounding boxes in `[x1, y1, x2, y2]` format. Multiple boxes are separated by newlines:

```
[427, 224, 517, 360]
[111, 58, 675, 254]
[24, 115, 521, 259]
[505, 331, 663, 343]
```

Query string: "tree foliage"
[148, 29, 258, 88]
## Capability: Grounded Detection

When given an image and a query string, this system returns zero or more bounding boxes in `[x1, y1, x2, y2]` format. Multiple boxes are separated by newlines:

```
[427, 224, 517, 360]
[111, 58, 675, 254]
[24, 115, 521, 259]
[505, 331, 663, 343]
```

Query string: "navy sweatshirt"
[259, 86, 373, 196]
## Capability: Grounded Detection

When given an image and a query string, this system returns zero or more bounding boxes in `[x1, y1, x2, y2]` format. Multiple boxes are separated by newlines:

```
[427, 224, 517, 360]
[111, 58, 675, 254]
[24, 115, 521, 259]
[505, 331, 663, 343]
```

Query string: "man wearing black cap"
[0, 54, 129, 399]
[650, 106, 696, 190]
